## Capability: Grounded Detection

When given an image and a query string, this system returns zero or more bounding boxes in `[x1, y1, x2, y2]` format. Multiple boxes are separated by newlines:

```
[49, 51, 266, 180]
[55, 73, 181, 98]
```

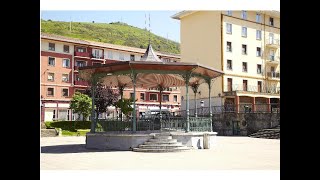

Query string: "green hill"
[41, 19, 180, 54]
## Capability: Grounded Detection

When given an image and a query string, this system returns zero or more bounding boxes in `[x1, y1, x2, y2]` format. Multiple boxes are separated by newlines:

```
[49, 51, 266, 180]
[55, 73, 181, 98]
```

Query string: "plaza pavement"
[40, 136, 280, 170]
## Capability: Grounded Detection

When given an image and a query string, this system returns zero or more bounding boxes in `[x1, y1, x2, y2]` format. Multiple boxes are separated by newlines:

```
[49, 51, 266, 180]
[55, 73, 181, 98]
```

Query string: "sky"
[40, 11, 181, 43]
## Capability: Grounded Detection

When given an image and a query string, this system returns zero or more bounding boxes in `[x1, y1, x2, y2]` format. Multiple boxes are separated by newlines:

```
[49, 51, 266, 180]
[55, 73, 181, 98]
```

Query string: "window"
[62, 89, 69, 97]
[269, 50, 275, 61]
[48, 57, 55, 66]
[130, 93, 134, 100]
[108, 51, 113, 59]
[75, 74, 80, 81]
[48, 73, 54, 81]
[76, 61, 86, 67]
[162, 94, 169, 102]
[269, 33, 274, 44]
[256, 30, 262, 40]
[227, 78, 233, 91]
[49, 43, 55, 51]
[174, 95, 177, 102]
[149, 94, 158, 101]
[92, 49, 103, 59]
[243, 80, 248, 91]
[140, 93, 145, 101]
[256, 13, 261, 23]
[269, 17, 274, 26]
[242, 44, 247, 55]
[242, 62, 247, 72]
[53, 110, 56, 119]
[63, 45, 69, 53]
[119, 53, 124, 60]
[257, 81, 262, 92]
[226, 23, 232, 34]
[256, 47, 261, 57]
[227, 10, 232, 16]
[130, 54, 135, 61]
[47, 88, 54, 96]
[241, 11, 247, 19]
[77, 47, 86, 52]
[62, 59, 70, 68]
[242, 27, 247, 37]
[257, 64, 262, 74]
[227, 60, 232, 70]
[227, 42, 232, 52]
[62, 74, 69, 82]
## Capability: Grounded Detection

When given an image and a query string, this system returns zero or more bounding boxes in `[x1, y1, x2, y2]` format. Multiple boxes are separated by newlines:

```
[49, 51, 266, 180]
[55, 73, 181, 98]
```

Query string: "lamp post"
[200, 100, 204, 117]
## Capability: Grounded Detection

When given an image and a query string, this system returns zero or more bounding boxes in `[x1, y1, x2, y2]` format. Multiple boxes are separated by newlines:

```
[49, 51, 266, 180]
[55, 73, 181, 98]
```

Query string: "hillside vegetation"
[41, 19, 180, 54]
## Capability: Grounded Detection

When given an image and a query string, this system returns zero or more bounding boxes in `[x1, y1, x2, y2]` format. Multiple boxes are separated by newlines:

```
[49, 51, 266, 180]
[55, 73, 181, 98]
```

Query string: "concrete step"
[144, 141, 181, 145]
[41, 129, 58, 137]
[154, 135, 172, 139]
[139, 144, 184, 149]
[133, 147, 190, 153]
[148, 139, 177, 143]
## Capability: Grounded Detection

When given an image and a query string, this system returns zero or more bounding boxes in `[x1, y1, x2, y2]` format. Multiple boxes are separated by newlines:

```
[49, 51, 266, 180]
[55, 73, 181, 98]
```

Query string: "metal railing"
[266, 39, 280, 46]
[267, 72, 280, 79]
[224, 84, 280, 94]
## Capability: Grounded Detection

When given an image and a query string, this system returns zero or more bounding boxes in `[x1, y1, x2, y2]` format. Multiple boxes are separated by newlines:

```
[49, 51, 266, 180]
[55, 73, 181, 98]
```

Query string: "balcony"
[91, 54, 104, 60]
[267, 72, 280, 79]
[223, 84, 280, 95]
[266, 39, 280, 49]
[74, 80, 89, 86]
[266, 55, 280, 65]
[74, 51, 90, 58]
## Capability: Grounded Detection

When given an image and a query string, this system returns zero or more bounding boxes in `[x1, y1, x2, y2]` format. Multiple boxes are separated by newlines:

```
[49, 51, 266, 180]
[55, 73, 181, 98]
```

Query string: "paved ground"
[40, 136, 279, 170]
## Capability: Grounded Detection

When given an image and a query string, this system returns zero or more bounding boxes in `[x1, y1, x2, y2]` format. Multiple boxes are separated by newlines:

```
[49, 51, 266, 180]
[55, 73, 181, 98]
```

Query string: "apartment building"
[172, 10, 280, 112]
[41, 33, 181, 121]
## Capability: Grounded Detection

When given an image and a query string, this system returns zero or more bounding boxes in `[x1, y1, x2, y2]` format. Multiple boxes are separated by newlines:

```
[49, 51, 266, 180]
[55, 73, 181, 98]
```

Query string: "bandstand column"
[207, 79, 213, 132]
[90, 79, 96, 133]
[132, 73, 137, 132]
[184, 73, 191, 132]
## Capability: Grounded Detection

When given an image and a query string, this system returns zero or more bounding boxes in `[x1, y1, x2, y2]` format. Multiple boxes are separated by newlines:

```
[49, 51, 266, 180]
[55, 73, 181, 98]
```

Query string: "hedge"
[45, 121, 92, 131]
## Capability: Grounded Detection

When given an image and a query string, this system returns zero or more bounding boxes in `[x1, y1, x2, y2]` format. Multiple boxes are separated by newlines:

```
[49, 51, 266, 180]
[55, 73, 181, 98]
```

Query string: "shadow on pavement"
[41, 144, 117, 154]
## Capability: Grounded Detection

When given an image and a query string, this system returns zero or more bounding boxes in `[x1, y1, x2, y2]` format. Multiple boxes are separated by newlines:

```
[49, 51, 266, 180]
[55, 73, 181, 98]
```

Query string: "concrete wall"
[212, 112, 280, 136]
[86, 132, 152, 150]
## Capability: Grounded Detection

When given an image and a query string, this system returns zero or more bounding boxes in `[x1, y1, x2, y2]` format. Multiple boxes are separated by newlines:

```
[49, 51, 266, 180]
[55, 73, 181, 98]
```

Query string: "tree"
[70, 92, 92, 121]
[85, 83, 119, 119]
[114, 98, 134, 120]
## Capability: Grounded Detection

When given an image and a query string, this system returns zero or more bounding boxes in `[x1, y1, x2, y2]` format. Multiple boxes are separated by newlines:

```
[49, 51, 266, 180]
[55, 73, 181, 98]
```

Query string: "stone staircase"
[249, 125, 280, 139]
[133, 132, 190, 153]
[41, 122, 59, 137]
[41, 129, 58, 137]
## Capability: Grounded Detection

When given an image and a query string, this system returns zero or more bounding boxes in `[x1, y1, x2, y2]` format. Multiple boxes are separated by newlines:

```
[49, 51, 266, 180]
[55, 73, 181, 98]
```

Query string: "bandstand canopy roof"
[79, 60, 224, 88]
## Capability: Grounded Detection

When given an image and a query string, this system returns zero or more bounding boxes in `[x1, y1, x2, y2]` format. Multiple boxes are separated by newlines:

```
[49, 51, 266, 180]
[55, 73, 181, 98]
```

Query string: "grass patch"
[62, 129, 90, 136]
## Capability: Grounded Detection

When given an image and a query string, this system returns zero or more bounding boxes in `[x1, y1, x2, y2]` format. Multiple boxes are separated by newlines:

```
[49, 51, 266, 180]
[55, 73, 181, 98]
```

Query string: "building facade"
[172, 10, 280, 112]
[41, 33, 181, 121]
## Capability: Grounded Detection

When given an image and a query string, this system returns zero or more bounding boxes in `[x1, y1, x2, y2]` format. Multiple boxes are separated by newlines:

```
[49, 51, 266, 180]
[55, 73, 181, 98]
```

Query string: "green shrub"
[44, 121, 92, 131]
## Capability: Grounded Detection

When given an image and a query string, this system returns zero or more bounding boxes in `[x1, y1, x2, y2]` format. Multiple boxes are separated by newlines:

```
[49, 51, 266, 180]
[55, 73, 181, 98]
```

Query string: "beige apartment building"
[41, 33, 181, 121]
[172, 10, 280, 112]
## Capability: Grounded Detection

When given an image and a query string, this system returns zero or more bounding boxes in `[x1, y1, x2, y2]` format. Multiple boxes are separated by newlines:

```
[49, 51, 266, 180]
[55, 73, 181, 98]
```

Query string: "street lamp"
[200, 100, 204, 117]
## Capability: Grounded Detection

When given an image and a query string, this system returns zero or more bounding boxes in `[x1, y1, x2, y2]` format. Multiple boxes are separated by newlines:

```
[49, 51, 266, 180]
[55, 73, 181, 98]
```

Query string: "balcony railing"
[91, 54, 104, 59]
[267, 55, 280, 62]
[266, 39, 280, 48]
[74, 51, 90, 57]
[224, 84, 280, 94]
[74, 81, 89, 86]
[267, 72, 280, 79]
